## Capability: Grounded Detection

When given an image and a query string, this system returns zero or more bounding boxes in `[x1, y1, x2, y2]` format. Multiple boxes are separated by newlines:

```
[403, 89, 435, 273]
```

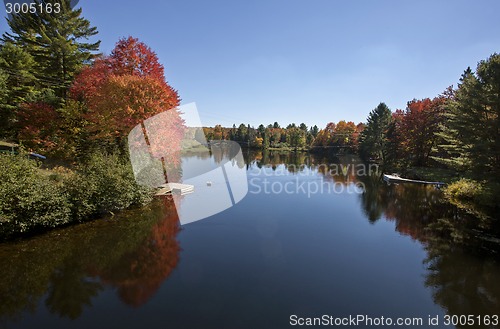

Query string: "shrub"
[444, 178, 483, 201]
[67, 152, 153, 220]
[444, 178, 500, 220]
[0, 151, 154, 239]
[0, 154, 71, 236]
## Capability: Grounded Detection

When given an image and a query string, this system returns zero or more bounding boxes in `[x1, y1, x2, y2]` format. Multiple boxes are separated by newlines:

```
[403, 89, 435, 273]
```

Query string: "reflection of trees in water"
[45, 261, 102, 320]
[0, 199, 180, 321]
[253, 150, 307, 170]
[359, 176, 500, 322]
[210, 141, 245, 168]
[424, 246, 500, 320]
[252, 151, 362, 184]
[357, 174, 388, 223]
[94, 198, 180, 307]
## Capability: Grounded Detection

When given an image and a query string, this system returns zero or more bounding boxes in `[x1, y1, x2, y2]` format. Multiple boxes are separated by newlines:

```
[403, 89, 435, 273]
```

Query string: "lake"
[1, 150, 499, 329]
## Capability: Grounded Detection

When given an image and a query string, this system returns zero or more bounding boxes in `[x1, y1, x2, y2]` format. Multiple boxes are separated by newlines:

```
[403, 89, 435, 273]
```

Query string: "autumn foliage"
[95, 198, 180, 307]
[312, 120, 363, 152]
[398, 97, 446, 166]
[70, 36, 182, 144]
[16, 102, 59, 153]
[109, 36, 167, 81]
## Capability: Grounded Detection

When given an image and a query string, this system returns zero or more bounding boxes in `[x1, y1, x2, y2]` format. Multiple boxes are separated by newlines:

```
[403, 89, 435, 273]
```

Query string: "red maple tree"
[70, 36, 184, 164]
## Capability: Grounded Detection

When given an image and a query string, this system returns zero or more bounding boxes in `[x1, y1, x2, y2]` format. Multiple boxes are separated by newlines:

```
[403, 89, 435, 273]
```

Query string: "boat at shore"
[383, 174, 446, 187]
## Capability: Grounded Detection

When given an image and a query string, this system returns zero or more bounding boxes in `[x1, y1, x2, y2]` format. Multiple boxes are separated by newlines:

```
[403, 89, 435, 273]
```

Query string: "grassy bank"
[405, 167, 459, 184]
[402, 166, 499, 221]
[443, 178, 500, 221]
[0, 152, 153, 240]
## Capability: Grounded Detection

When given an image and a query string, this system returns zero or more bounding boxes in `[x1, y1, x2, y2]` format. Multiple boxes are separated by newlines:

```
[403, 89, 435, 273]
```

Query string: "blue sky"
[2, 0, 500, 128]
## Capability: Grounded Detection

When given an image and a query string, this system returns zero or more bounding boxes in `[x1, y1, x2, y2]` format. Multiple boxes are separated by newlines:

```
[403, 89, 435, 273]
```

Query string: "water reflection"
[91, 199, 180, 307]
[1, 151, 499, 328]
[359, 175, 500, 327]
[0, 198, 180, 321]
[254, 151, 500, 325]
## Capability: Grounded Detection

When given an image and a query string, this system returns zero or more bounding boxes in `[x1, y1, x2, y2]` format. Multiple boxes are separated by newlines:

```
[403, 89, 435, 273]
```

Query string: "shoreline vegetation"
[0, 151, 153, 240]
[0, 1, 498, 241]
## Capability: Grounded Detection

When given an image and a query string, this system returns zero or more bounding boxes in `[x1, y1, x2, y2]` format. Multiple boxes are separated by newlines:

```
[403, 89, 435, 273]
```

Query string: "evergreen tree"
[236, 123, 247, 142]
[2, 0, 100, 102]
[310, 125, 319, 137]
[0, 42, 38, 138]
[247, 124, 255, 144]
[435, 54, 500, 180]
[230, 124, 236, 140]
[263, 128, 270, 149]
[257, 124, 265, 137]
[359, 102, 393, 162]
[0, 69, 8, 107]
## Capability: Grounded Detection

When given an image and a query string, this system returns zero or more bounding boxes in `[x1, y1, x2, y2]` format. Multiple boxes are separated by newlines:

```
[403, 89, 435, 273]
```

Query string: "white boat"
[383, 174, 445, 187]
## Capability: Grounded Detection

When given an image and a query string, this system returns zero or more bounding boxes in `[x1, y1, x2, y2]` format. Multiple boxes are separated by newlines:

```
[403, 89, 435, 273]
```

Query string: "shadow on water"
[0, 198, 180, 322]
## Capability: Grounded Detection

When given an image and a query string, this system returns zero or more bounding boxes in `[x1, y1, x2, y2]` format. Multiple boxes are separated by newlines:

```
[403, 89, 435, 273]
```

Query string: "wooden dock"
[155, 183, 195, 196]
[383, 174, 446, 187]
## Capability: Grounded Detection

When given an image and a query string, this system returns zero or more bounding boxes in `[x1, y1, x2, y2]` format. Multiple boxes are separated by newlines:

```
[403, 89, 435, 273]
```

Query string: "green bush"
[444, 178, 483, 201]
[67, 152, 153, 220]
[444, 178, 500, 220]
[0, 151, 154, 239]
[0, 154, 71, 236]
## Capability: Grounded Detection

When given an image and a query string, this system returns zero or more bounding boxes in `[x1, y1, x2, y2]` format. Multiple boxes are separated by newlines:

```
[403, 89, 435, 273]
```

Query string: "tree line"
[203, 122, 318, 150]
[203, 121, 370, 152]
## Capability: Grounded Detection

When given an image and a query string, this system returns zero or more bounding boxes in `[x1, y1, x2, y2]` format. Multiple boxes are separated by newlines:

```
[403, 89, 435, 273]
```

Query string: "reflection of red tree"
[384, 184, 437, 242]
[97, 199, 181, 307]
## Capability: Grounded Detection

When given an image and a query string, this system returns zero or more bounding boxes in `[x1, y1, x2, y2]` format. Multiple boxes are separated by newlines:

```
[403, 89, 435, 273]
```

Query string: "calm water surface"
[1, 151, 499, 329]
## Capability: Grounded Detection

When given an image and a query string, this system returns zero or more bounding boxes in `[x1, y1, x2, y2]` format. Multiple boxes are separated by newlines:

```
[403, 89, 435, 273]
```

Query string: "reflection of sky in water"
[174, 147, 248, 226]
[180, 154, 220, 180]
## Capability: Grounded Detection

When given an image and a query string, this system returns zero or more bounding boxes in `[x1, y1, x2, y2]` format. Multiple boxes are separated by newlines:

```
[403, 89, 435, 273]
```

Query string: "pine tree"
[257, 124, 265, 137]
[359, 102, 393, 162]
[247, 124, 253, 143]
[310, 125, 319, 137]
[0, 42, 38, 138]
[236, 123, 247, 142]
[2, 0, 100, 103]
[435, 54, 500, 180]
[263, 128, 270, 149]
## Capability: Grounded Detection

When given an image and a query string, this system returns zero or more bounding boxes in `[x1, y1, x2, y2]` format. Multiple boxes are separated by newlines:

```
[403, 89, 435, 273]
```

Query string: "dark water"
[1, 151, 499, 329]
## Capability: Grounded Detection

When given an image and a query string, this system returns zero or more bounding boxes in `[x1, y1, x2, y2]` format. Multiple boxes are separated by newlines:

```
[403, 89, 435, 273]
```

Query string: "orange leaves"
[394, 97, 446, 166]
[110, 36, 166, 82]
[313, 120, 360, 149]
[70, 36, 181, 143]
[69, 58, 111, 101]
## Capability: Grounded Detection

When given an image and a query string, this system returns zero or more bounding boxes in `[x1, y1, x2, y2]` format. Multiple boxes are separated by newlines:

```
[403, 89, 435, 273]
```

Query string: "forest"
[0, 0, 499, 238]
